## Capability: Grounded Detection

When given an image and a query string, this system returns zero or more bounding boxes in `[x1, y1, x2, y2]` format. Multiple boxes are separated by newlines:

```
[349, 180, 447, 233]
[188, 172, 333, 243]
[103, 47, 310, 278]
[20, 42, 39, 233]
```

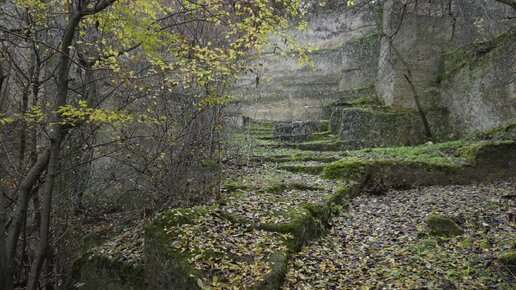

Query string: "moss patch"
[322, 140, 515, 189]
[499, 251, 516, 267]
[278, 163, 324, 175]
[427, 214, 464, 237]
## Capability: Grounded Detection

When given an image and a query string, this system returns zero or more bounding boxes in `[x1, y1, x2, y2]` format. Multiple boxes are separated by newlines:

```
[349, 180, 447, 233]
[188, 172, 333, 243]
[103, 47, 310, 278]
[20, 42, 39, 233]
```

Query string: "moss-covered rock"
[278, 163, 324, 175]
[499, 251, 516, 265]
[144, 206, 291, 290]
[427, 214, 464, 237]
[322, 158, 372, 181]
[223, 181, 252, 192]
[322, 140, 516, 190]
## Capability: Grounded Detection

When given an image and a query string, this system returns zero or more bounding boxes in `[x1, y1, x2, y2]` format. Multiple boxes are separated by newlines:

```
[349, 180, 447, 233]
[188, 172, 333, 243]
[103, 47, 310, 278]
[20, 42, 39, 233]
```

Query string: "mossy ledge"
[322, 141, 515, 190]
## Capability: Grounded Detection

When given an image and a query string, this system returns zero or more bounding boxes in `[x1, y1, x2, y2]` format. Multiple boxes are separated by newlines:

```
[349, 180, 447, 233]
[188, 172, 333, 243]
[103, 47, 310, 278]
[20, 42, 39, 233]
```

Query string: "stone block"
[273, 121, 322, 141]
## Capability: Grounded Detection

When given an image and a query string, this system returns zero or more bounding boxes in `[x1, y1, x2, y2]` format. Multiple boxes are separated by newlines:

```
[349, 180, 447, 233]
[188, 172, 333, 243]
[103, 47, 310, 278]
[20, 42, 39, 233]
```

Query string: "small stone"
[426, 214, 464, 237]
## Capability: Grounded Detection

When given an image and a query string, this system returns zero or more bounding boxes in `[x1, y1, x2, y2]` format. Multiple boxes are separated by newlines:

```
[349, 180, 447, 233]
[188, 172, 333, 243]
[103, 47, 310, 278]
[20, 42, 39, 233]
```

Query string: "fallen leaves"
[283, 180, 516, 289]
[167, 210, 291, 289]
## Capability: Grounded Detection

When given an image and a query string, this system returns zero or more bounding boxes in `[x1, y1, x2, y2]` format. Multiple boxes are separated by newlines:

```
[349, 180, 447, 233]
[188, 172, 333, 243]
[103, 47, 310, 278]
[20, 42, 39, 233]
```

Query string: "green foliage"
[3, 0, 314, 128]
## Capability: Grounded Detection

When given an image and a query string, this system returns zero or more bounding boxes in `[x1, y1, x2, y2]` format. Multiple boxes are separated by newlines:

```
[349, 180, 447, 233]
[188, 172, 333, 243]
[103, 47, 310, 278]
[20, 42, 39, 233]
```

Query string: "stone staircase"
[71, 121, 516, 289]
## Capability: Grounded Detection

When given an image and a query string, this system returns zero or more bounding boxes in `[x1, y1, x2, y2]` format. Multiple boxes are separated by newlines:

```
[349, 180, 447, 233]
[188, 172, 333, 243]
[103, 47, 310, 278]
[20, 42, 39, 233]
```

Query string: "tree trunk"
[6, 150, 50, 276]
[0, 180, 13, 290]
[26, 13, 81, 290]
[404, 73, 433, 141]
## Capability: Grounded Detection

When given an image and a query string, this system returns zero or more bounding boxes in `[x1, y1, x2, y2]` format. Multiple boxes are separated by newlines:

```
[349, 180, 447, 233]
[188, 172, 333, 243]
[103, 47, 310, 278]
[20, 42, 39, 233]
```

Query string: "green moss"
[349, 96, 378, 106]
[278, 164, 324, 175]
[459, 140, 515, 161]
[322, 158, 372, 180]
[223, 182, 252, 192]
[265, 181, 324, 193]
[331, 183, 360, 204]
[473, 122, 516, 141]
[319, 120, 330, 132]
[358, 30, 381, 44]
[459, 237, 475, 248]
[310, 131, 332, 141]
[252, 150, 340, 163]
[499, 250, 516, 266]
[289, 140, 347, 151]
[334, 139, 511, 167]
[427, 214, 464, 237]
[145, 206, 213, 247]
[443, 32, 513, 81]
[479, 240, 492, 250]
[259, 207, 323, 252]
[300, 202, 332, 227]
[247, 121, 274, 130]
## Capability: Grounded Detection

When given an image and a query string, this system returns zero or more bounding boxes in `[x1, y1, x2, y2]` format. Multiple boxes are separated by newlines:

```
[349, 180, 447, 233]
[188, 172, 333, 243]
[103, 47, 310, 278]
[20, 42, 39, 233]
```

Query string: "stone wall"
[231, 5, 381, 121]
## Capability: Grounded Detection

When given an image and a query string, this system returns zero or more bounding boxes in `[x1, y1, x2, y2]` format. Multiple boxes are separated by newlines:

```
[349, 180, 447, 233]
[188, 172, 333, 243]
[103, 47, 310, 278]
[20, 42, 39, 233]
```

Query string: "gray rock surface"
[441, 34, 516, 137]
[232, 5, 381, 121]
[233, 1, 516, 145]
[331, 106, 450, 147]
[273, 121, 322, 141]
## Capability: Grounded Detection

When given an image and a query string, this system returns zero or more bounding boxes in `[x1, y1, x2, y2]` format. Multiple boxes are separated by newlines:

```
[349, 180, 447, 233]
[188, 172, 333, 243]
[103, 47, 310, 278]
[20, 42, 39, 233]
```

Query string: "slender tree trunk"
[6, 150, 49, 277]
[26, 13, 81, 290]
[387, 40, 433, 141]
[0, 63, 13, 290]
[0, 182, 13, 290]
[404, 73, 433, 141]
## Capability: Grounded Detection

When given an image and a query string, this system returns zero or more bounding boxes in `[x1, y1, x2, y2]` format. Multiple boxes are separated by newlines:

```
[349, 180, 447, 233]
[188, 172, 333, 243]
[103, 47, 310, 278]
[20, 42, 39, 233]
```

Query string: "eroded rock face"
[377, 0, 515, 110]
[233, 0, 515, 143]
[441, 34, 516, 137]
[376, 0, 516, 137]
[231, 5, 381, 121]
